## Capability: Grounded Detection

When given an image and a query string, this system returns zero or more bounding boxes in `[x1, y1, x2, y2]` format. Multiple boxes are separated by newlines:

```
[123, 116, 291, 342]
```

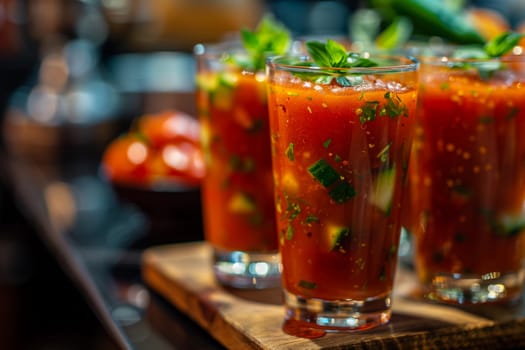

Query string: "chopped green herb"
[298, 280, 317, 290]
[377, 143, 392, 163]
[360, 100, 379, 124]
[323, 139, 332, 149]
[287, 202, 301, 220]
[381, 92, 409, 118]
[440, 82, 450, 90]
[286, 224, 294, 240]
[285, 143, 295, 161]
[478, 116, 494, 124]
[379, 266, 387, 281]
[308, 159, 340, 187]
[334, 154, 342, 163]
[388, 245, 397, 258]
[305, 214, 320, 224]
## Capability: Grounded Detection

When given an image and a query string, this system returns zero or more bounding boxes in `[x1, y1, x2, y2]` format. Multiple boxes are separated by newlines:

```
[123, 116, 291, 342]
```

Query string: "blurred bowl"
[111, 181, 203, 247]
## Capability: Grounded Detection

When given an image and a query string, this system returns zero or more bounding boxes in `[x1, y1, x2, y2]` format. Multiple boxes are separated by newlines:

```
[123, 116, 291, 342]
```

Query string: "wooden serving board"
[142, 242, 525, 349]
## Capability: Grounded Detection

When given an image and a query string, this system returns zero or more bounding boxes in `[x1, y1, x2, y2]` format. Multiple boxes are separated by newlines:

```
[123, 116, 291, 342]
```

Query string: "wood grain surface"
[142, 242, 525, 349]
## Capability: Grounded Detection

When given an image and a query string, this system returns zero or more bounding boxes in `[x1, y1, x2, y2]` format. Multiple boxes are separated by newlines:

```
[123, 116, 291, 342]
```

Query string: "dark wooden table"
[5, 153, 525, 349]
[3, 153, 222, 349]
[143, 242, 525, 350]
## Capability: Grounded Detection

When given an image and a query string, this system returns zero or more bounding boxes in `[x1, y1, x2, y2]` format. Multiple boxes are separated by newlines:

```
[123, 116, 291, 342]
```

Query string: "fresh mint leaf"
[449, 32, 524, 79]
[301, 39, 378, 86]
[306, 40, 379, 69]
[240, 14, 291, 71]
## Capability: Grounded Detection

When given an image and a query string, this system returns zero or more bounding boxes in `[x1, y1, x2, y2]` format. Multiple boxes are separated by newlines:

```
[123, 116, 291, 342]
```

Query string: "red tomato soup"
[196, 69, 277, 253]
[410, 61, 525, 287]
[267, 68, 418, 301]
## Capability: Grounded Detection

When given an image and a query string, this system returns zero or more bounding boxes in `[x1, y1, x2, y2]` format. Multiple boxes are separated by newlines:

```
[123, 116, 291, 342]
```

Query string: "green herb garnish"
[451, 32, 525, 78]
[377, 143, 391, 163]
[360, 101, 380, 124]
[240, 14, 291, 71]
[293, 39, 379, 86]
[381, 92, 409, 118]
[286, 224, 294, 240]
[358, 92, 408, 125]
[287, 201, 301, 220]
[285, 142, 295, 161]
[306, 40, 378, 69]
[305, 214, 320, 224]
[298, 280, 317, 290]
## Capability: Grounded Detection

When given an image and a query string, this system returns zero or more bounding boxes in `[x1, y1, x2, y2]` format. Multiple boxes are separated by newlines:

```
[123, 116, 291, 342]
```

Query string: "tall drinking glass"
[266, 54, 419, 333]
[408, 53, 525, 304]
[194, 42, 280, 289]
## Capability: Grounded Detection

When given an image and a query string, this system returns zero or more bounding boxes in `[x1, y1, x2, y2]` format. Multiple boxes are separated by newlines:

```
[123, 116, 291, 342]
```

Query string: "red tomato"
[102, 134, 151, 186]
[137, 110, 200, 149]
[103, 110, 205, 188]
[149, 142, 205, 187]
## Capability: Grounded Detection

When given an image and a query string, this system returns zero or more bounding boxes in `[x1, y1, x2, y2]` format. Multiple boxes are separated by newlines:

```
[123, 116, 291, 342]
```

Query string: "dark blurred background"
[0, 0, 522, 349]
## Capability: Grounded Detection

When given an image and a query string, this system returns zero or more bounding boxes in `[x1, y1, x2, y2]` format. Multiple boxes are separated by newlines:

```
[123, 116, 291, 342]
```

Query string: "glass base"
[426, 269, 525, 304]
[212, 248, 281, 289]
[282, 290, 391, 335]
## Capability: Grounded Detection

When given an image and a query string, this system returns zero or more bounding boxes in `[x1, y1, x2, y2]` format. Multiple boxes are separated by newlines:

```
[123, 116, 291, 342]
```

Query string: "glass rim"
[193, 39, 245, 57]
[266, 54, 419, 74]
[420, 54, 525, 65]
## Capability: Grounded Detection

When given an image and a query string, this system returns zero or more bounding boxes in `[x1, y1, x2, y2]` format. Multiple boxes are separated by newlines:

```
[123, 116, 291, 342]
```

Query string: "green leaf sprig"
[294, 39, 378, 86]
[240, 14, 291, 72]
[450, 31, 525, 79]
[306, 39, 378, 69]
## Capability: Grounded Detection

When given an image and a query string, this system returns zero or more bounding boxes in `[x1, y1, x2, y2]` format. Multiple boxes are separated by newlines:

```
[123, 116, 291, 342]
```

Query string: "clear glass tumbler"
[408, 52, 525, 304]
[266, 53, 419, 334]
[194, 42, 280, 289]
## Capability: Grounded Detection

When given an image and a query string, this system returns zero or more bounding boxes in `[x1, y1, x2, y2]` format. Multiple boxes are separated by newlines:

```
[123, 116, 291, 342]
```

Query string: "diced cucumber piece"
[370, 165, 396, 214]
[282, 172, 299, 193]
[326, 224, 350, 251]
[195, 72, 237, 92]
[308, 159, 340, 187]
[496, 212, 525, 237]
[228, 192, 256, 213]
